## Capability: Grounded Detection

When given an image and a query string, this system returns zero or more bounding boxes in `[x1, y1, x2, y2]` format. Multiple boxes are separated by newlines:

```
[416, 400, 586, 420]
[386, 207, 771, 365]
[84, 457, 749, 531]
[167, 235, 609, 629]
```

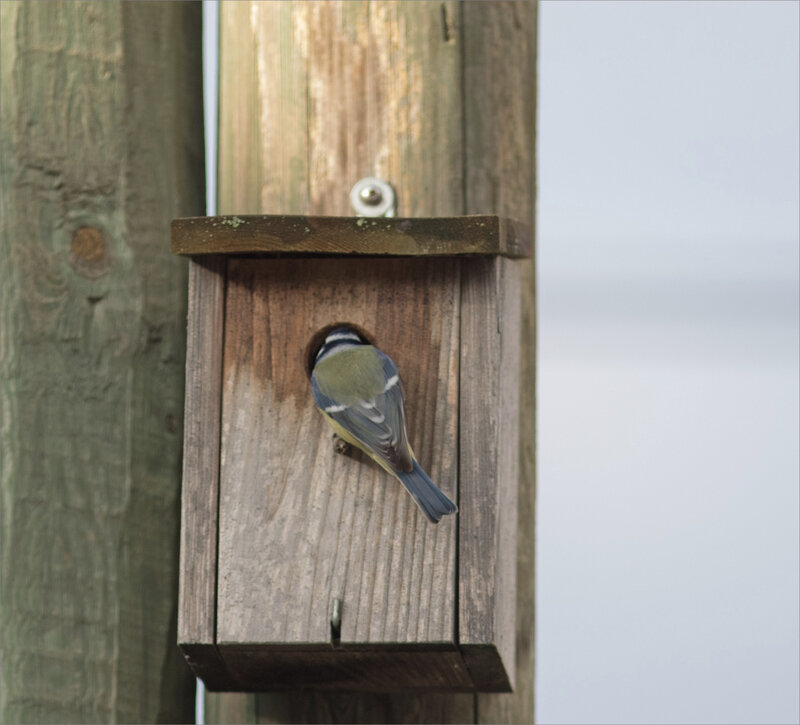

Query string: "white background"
[202, 2, 799, 723]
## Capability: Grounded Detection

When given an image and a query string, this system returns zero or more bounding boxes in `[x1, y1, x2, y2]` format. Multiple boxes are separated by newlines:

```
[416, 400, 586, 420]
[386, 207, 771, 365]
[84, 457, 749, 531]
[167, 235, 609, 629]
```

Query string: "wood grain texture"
[179, 257, 223, 645]
[246, 691, 475, 725]
[218, 647, 471, 693]
[178, 256, 237, 690]
[459, 257, 521, 692]
[216, 257, 462, 688]
[0, 2, 204, 722]
[218, 1, 462, 217]
[213, 0, 535, 719]
[171, 214, 531, 258]
[205, 692, 258, 725]
[461, 3, 537, 721]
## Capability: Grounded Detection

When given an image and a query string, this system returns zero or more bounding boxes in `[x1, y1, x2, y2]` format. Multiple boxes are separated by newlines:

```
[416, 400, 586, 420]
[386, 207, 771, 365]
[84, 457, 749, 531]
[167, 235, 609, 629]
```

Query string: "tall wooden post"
[210, 1, 536, 722]
[0, 2, 204, 722]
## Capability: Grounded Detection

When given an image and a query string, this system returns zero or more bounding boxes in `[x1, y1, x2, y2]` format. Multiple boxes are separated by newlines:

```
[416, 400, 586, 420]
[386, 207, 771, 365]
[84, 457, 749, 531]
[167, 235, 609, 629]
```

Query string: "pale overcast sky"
[537, 2, 798, 723]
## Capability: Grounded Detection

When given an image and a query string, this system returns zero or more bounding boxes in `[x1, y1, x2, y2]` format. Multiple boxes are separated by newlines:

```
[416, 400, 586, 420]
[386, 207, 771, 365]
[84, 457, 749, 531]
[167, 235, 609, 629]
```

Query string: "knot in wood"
[70, 226, 111, 278]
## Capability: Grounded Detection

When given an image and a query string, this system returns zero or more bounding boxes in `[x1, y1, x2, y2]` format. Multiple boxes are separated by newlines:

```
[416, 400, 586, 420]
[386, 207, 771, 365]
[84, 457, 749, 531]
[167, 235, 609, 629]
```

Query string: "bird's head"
[305, 323, 373, 377]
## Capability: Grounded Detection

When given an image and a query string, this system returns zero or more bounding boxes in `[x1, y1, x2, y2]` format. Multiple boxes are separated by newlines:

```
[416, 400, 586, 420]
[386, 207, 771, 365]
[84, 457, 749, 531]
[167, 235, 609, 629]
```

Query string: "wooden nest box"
[173, 214, 530, 693]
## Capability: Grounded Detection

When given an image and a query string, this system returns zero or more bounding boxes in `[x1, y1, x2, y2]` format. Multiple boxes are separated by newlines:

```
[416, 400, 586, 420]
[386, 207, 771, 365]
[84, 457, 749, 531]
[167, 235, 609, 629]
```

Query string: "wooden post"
[0, 2, 204, 722]
[212, 1, 536, 722]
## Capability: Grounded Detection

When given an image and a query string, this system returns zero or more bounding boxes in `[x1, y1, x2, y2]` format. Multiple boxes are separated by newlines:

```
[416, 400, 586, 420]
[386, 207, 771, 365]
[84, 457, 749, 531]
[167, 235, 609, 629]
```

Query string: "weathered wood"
[219, 648, 471, 693]
[461, 3, 537, 721]
[248, 691, 475, 724]
[218, 2, 463, 217]
[459, 256, 521, 692]
[180, 256, 521, 693]
[213, 0, 536, 720]
[171, 214, 531, 258]
[178, 256, 237, 690]
[204, 692, 258, 725]
[215, 257, 463, 689]
[0, 1, 204, 722]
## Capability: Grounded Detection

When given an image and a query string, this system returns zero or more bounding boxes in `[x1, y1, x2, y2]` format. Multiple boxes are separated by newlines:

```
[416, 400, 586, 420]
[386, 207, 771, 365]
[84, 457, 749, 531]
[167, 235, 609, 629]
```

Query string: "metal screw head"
[358, 185, 383, 206]
[350, 177, 396, 217]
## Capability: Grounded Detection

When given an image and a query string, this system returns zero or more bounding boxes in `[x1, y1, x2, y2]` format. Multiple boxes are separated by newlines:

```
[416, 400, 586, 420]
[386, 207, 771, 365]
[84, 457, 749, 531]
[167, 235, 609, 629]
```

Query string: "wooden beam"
[459, 256, 522, 692]
[0, 2, 204, 721]
[461, 3, 538, 721]
[218, 1, 463, 218]
[179, 256, 236, 691]
[213, 1, 536, 721]
[171, 214, 531, 258]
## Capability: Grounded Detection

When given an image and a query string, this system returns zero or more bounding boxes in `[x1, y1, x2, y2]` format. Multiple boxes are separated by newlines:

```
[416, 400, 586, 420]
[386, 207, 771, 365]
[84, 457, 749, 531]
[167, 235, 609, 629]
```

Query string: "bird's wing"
[312, 352, 413, 473]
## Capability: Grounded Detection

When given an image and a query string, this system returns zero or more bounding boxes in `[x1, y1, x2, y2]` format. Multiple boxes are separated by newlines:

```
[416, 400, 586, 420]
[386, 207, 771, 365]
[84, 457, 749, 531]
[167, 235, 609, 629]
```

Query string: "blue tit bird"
[311, 326, 457, 524]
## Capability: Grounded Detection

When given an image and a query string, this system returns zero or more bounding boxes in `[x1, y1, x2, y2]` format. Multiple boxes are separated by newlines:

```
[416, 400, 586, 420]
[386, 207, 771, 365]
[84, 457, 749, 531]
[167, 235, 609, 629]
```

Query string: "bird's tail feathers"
[397, 461, 457, 524]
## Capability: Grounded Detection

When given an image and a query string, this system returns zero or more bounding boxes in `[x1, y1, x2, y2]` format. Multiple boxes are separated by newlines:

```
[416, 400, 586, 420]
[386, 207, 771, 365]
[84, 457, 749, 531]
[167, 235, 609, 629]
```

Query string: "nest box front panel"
[216, 257, 460, 656]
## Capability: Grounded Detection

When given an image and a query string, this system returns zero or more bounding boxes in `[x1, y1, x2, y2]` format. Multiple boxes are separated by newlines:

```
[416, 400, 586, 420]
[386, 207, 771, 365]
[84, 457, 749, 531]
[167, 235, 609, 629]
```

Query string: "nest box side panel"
[178, 257, 237, 689]
[216, 258, 459, 659]
[459, 256, 521, 692]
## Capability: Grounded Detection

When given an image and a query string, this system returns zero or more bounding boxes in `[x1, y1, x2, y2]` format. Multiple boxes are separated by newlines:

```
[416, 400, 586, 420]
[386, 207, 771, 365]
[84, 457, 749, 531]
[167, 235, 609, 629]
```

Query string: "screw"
[359, 185, 383, 206]
[330, 598, 342, 646]
[350, 177, 396, 217]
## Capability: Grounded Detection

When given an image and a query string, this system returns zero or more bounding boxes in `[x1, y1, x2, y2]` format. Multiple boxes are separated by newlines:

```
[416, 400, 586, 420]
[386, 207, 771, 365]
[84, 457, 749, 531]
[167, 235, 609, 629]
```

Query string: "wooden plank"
[178, 256, 236, 690]
[218, 647, 471, 692]
[218, 2, 463, 217]
[178, 256, 223, 646]
[458, 257, 521, 692]
[171, 215, 531, 258]
[252, 691, 475, 724]
[0, 2, 203, 722]
[461, 2, 538, 721]
[182, 644, 238, 694]
[204, 692, 257, 725]
[217, 0, 264, 215]
[215, 257, 464, 689]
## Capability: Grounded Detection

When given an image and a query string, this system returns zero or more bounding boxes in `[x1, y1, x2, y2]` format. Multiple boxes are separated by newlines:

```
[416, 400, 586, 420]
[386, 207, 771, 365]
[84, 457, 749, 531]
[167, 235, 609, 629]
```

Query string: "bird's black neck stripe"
[315, 331, 364, 362]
